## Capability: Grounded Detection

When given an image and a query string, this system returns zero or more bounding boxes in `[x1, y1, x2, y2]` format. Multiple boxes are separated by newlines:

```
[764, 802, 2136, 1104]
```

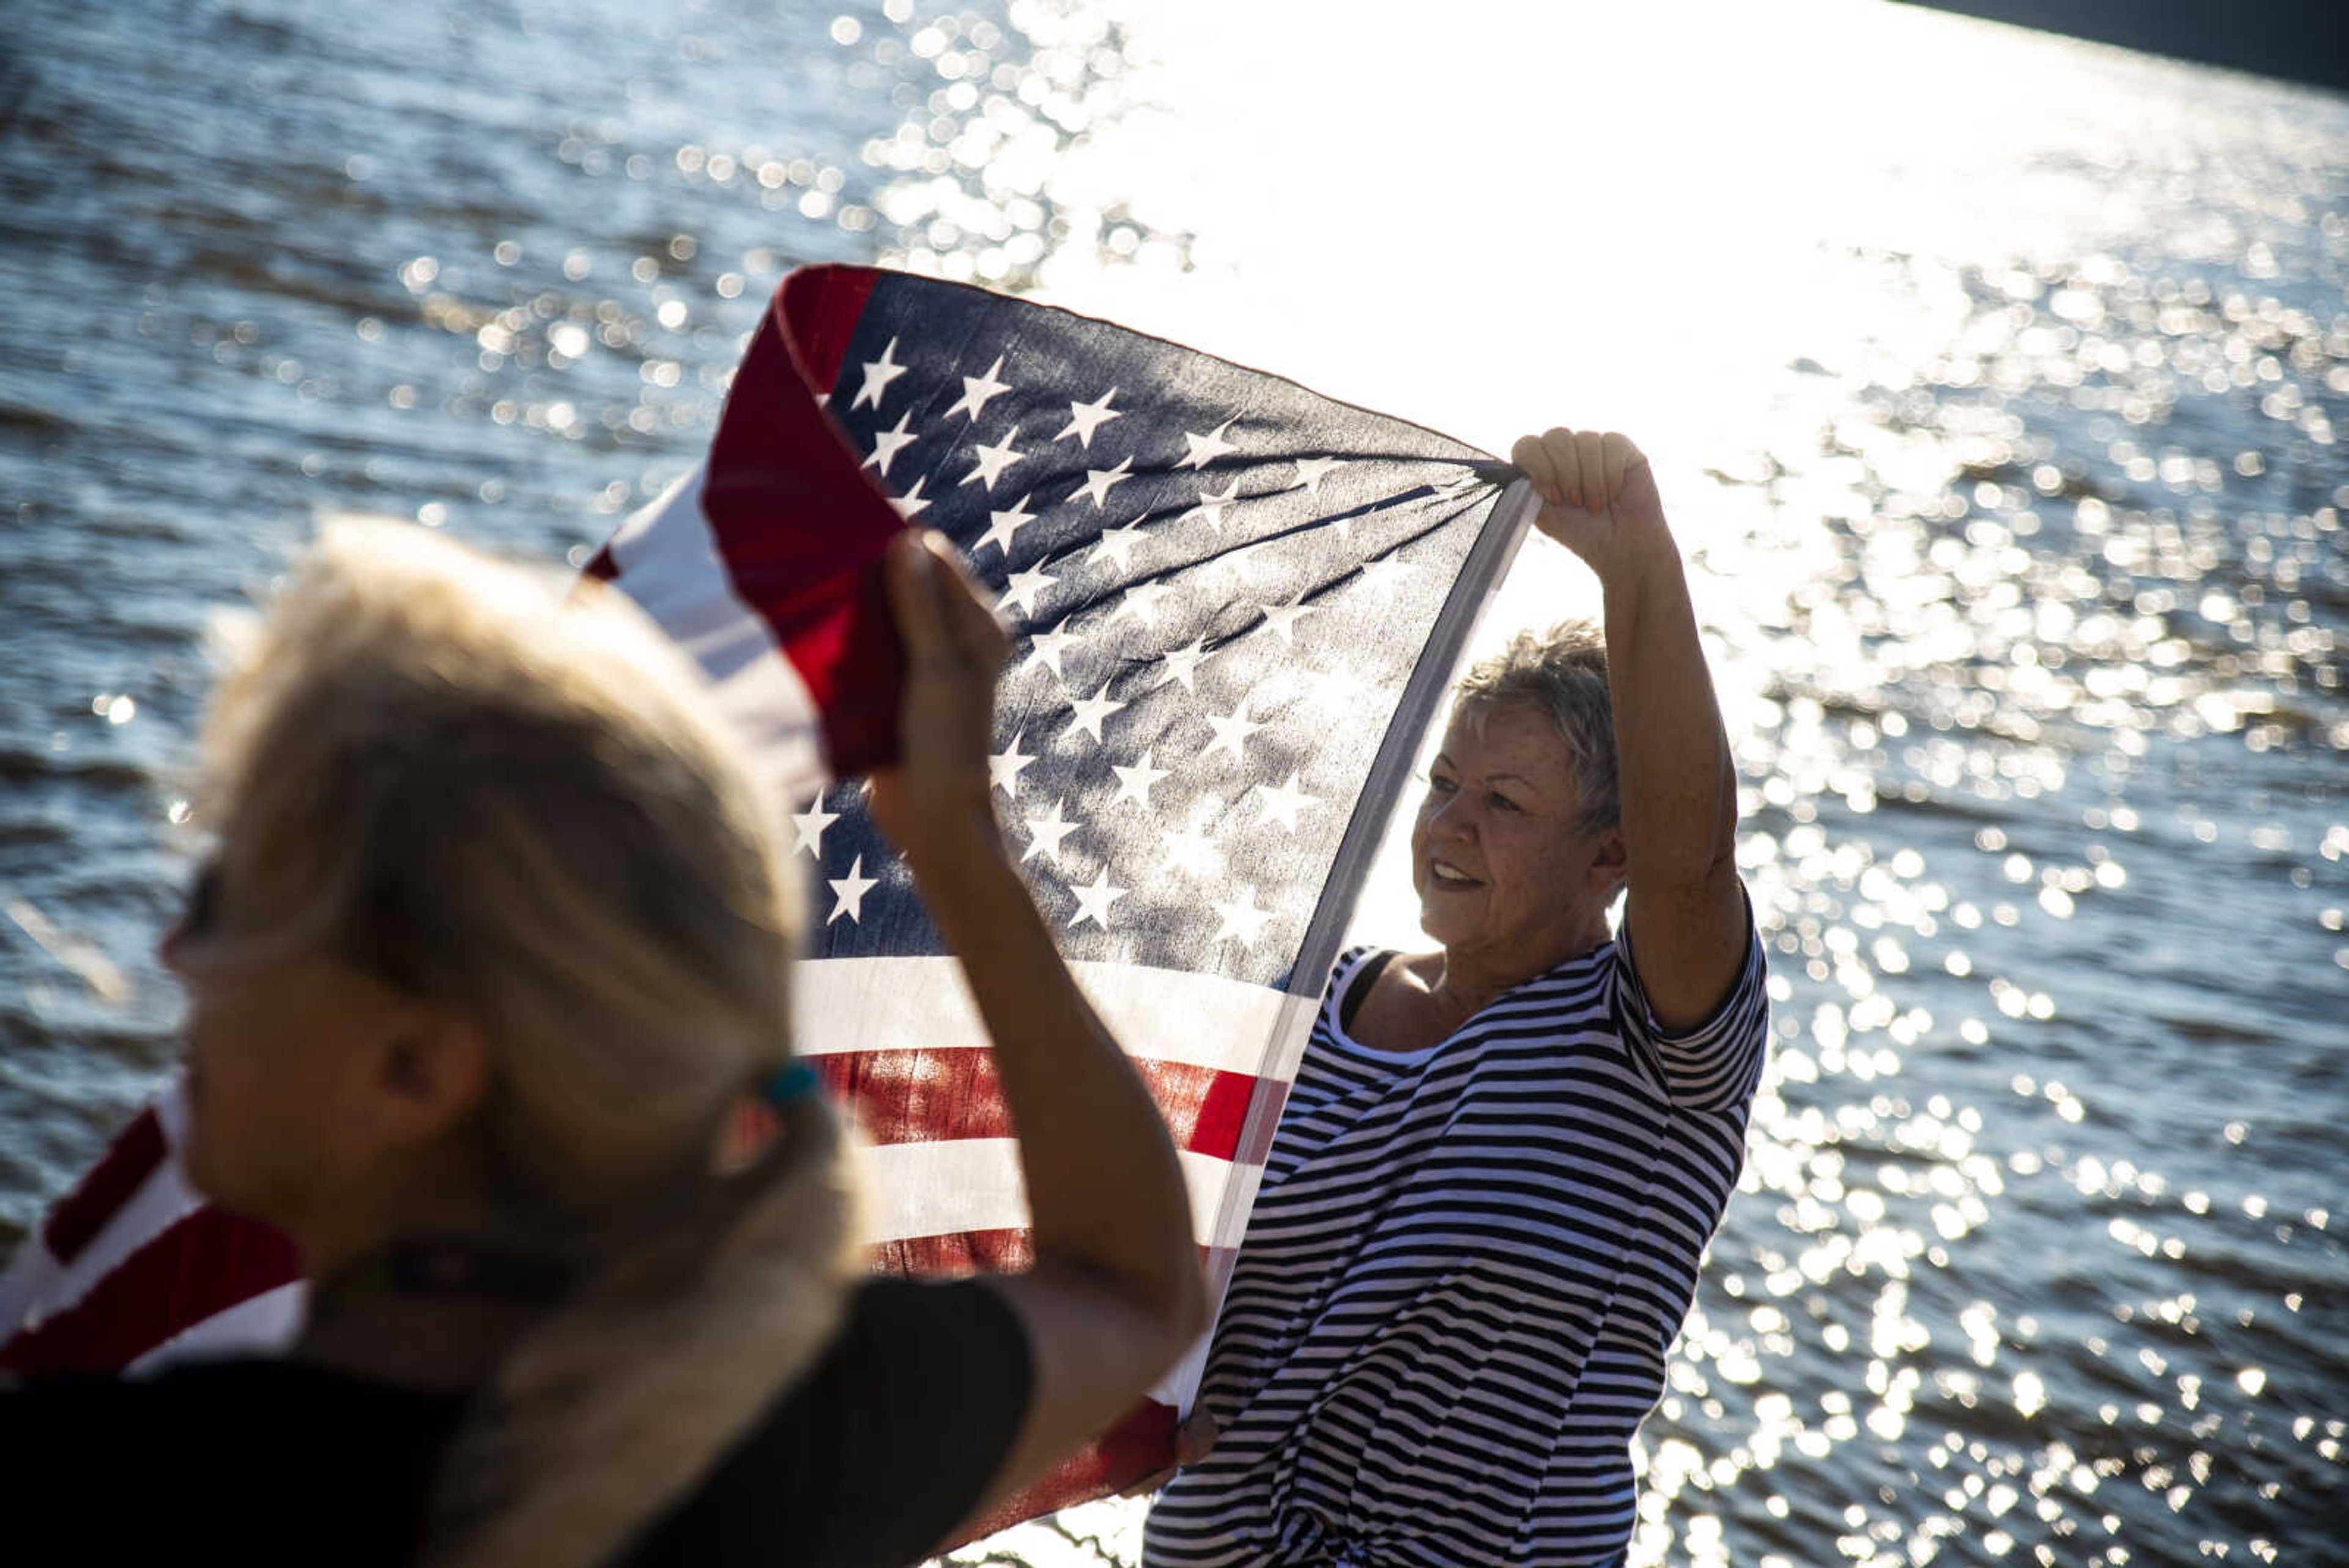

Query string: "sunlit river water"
[1, 1, 2342, 1563]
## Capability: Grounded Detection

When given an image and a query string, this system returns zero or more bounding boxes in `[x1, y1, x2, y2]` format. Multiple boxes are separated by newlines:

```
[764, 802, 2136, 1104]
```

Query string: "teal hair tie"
[760, 1061, 822, 1109]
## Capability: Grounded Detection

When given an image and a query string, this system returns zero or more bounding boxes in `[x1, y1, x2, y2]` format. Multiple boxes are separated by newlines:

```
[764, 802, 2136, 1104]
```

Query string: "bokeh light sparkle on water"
[1, 1, 2342, 1563]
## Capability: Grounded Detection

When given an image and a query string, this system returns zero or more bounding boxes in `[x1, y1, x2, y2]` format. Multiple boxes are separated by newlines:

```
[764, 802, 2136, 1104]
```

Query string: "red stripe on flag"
[870, 1227, 1034, 1279]
[777, 263, 879, 392]
[817, 1051, 1265, 1159]
[687, 265, 905, 778]
[42, 1105, 167, 1265]
[1190, 1065, 1259, 1163]
[872, 1232, 1228, 1285]
[0, 1206, 301, 1377]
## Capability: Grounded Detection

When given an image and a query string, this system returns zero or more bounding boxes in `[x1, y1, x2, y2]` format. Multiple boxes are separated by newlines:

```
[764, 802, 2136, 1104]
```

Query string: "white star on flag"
[1067, 868, 1127, 929]
[1088, 521, 1150, 571]
[942, 354, 1012, 423]
[1110, 750, 1170, 809]
[852, 336, 907, 410]
[1021, 798, 1081, 864]
[790, 793, 840, 858]
[1253, 772, 1320, 832]
[989, 731, 1036, 797]
[962, 433, 1025, 491]
[1159, 639, 1207, 692]
[1077, 455, 1134, 510]
[1159, 815, 1225, 880]
[1028, 625, 1082, 679]
[1055, 387, 1121, 448]
[827, 855, 879, 923]
[1203, 697, 1264, 764]
[1305, 656, 1375, 711]
[1359, 554, 1417, 603]
[889, 477, 930, 519]
[1259, 598, 1315, 645]
[1291, 455, 1340, 495]
[1115, 579, 1171, 628]
[1183, 478, 1241, 532]
[1212, 885, 1276, 946]
[976, 494, 1037, 557]
[1204, 540, 1270, 592]
[864, 409, 916, 476]
[1179, 418, 1239, 469]
[998, 565, 1057, 618]
[1068, 684, 1126, 743]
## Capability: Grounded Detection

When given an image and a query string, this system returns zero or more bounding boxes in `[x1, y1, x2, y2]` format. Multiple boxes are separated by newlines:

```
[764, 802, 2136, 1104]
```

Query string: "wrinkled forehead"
[1439, 697, 1579, 778]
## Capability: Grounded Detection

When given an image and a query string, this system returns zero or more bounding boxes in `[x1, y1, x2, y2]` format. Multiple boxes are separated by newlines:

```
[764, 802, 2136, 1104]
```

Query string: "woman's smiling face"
[1411, 701, 1624, 982]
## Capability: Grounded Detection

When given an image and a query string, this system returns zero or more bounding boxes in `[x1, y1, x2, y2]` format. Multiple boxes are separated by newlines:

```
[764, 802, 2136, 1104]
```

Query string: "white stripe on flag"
[0, 1079, 207, 1328]
[856, 1138, 1233, 1246]
[795, 956, 1314, 1079]
[606, 469, 829, 801]
[123, 1281, 306, 1377]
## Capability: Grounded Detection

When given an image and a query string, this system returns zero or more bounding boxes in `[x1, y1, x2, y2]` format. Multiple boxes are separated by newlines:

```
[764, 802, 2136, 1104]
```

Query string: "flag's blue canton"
[793, 275, 1504, 990]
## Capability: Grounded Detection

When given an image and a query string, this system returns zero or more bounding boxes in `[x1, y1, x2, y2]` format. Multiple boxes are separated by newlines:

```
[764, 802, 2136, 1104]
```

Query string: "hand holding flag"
[866, 531, 1011, 856]
[1511, 425, 1668, 578]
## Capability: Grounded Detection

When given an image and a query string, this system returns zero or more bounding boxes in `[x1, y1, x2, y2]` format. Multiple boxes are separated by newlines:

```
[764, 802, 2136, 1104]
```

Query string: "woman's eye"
[1428, 773, 1456, 793]
[1490, 792, 1521, 812]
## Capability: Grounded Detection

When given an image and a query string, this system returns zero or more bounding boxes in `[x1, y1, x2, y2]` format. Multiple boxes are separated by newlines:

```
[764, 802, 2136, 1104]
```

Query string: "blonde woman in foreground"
[0, 523, 1205, 1567]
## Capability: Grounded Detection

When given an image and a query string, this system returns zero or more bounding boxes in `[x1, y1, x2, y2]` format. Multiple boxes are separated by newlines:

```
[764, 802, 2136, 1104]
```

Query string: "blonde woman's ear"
[376, 1005, 494, 1145]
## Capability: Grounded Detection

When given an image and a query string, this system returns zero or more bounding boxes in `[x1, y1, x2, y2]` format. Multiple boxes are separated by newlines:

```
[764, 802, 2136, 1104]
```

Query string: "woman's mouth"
[1428, 860, 1482, 888]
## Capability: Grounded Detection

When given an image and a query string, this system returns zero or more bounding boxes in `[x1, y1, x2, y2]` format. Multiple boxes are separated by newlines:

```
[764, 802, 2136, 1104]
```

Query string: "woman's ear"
[1591, 827, 1629, 898]
[374, 1005, 493, 1148]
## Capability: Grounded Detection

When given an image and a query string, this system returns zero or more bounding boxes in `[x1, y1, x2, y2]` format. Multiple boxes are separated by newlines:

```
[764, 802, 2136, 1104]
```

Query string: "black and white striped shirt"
[1145, 916, 1769, 1567]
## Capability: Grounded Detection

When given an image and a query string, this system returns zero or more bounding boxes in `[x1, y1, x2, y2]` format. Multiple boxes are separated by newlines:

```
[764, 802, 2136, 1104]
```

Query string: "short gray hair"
[1451, 620, 1619, 836]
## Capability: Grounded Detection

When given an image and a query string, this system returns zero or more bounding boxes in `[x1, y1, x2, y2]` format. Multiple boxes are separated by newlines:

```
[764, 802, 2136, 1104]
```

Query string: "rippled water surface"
[2, 1, 2343, 1562]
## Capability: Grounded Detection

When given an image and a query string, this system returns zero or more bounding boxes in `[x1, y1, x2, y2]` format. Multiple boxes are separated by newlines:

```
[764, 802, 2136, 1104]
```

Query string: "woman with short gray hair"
[1146, 429, 1770, 1568]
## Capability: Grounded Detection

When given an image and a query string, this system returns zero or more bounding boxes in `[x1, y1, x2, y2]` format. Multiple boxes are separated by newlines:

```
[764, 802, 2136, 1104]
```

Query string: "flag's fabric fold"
[0, 264, 1534, 1534]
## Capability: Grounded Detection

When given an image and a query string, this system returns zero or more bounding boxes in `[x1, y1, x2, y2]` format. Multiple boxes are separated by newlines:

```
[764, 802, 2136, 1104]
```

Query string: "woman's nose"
[1426, 793, 1474, 838]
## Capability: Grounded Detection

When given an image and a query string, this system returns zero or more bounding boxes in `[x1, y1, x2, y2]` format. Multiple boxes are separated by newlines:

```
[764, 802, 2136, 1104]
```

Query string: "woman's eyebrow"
[1431, 755, 1547, 792]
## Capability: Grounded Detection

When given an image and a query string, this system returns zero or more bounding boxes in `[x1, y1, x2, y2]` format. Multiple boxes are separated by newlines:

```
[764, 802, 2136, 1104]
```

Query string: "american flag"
[0, 264, 1533, 1531]
[0, 1082, 303, 1376]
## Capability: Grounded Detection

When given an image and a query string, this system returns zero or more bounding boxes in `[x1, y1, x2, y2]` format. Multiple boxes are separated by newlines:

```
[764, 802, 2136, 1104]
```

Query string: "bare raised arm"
[1510, 428, 1745, 1033]
[869, 531, 1208, 1514]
